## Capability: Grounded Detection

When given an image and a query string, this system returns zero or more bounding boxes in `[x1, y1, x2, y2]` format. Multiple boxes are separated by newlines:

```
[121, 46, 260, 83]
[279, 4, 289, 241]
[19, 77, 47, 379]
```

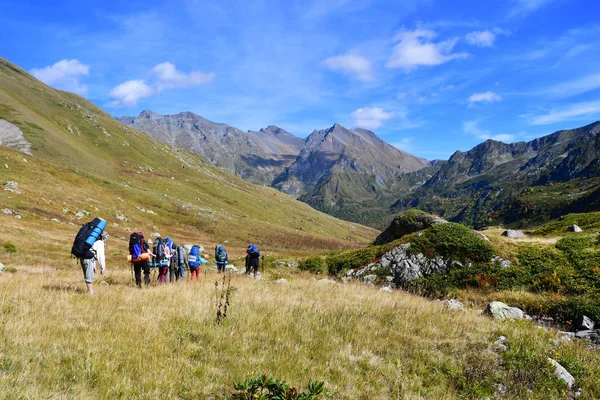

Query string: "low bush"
[407, 222, 494, 264]
[231, 372, 326, 399]
[298, 256, 324, 274]
[3, 242, 16, 253]
[326, 246, 381, 276]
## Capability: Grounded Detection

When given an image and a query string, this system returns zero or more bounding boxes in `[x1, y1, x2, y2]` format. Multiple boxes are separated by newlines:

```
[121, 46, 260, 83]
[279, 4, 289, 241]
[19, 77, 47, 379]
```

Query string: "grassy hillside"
[1, 268, 599, 399]
[0, 57, 377, 263]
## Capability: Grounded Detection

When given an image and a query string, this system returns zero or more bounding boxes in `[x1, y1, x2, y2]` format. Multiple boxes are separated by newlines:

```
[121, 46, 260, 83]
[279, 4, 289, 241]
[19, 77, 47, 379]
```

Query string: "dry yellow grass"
[1, 262, 598, 399]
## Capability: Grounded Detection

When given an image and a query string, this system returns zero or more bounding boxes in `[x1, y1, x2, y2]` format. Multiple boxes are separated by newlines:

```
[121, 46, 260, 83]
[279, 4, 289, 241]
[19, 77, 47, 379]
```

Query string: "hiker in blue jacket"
[215, 244, 228, 273]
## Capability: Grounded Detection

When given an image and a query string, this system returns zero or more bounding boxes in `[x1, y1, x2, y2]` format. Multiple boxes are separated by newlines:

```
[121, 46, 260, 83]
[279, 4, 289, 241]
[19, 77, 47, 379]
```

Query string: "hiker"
[129, 231, 151, 288]
[71, 217, 107, 295]
[153, 235, 169, 283]
[215, 244, 228, 273]
[174, 243, 188, 281]
[165, 236, 176, 282]
[246, 244, 261, 277]
[188, 245, 206, 280]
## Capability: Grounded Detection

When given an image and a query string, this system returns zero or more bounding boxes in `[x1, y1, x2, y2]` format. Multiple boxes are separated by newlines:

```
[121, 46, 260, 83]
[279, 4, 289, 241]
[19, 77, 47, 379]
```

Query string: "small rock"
[2, 208, 13, 215]
[501, 229, 524, 238]
[3, 181, 21, 194]
[363, 274, 377, 283]
[0, 262, 4, 272]
[14, 214, 21, 219]
[547, 358, 575, 390]
[275, 278, 288, 284]
[51, 218, 60, 223]
[379, 286, 393, 293]
[485, 301, 524, 320]
[225, 265, 238, 272]
[574, 315, 595, 331]
[567, 224, 582, 233]
[493, 383, 507, 395]
[115, 213, 128, 222]
[75, 211, 85, 218]
[442, 299, 465, 311]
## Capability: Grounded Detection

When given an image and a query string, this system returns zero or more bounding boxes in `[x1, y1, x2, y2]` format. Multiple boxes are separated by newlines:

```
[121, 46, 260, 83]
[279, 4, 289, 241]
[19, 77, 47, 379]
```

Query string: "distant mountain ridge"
[119, 110, 303, 186]
[392, 121, 600, 227]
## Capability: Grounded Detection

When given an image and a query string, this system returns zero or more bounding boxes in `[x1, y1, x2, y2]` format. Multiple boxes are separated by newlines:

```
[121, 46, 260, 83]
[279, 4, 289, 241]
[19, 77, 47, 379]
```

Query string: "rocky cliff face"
[119, 111, 303, 185]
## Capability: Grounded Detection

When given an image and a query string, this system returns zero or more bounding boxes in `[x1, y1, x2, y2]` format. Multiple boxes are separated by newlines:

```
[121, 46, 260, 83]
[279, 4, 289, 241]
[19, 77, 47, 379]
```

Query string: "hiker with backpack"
[165, 236, 178, 282]
[188, 245, 206, 280]
[153, 235, 169, 283]
[246, 244, 261, 277]
[71, 217, 107, 295]
[215, 244, 228, 273]
[129, 231, 152, 288]
[173, 243, 188, 281]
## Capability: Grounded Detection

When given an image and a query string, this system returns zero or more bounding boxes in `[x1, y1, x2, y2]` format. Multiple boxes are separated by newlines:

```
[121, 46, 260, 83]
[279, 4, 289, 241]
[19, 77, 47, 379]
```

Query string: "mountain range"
[121, 109, 600, 230]
[120, 111, 430, 228]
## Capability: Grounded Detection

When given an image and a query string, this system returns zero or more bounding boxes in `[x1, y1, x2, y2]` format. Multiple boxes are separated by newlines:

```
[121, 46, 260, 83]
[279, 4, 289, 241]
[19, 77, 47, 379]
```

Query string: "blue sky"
[1, 0, 600, 159]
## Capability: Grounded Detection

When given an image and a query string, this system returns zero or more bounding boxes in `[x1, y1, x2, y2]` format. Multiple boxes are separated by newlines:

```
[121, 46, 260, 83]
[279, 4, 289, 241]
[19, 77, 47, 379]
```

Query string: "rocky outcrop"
[374, 210, 447, 245]
[346, 243, 457, 287]
[0, 119, 31, 154]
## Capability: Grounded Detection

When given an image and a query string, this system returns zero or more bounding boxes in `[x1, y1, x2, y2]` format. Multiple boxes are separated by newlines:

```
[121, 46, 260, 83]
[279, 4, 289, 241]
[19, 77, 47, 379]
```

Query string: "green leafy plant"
[231, 372, 325, 399]
[3, 242, 17, 253]
[298, 256, 324, 274]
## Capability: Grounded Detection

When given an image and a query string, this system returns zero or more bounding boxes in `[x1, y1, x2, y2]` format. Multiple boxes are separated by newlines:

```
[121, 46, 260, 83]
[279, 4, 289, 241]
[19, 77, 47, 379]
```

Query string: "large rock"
[485, 301, 525, 320]
[574, 329, 600, 346]
[547, 358, 575, 390]
[0, 119, 32, 154]
[374, 210, 447, 245]
[575, 315, 595, 331]
[347, 243, 452, 287]
[567, 224, 583, 233]
[501, 229, 524, 238]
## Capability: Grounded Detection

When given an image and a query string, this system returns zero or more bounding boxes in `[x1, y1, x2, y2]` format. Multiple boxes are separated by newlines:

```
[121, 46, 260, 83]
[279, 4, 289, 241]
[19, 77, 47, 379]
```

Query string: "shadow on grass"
[42, 284, 88, 294]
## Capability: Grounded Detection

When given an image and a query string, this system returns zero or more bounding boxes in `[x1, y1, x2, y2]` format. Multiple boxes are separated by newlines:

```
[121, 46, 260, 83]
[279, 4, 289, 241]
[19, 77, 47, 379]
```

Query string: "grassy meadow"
[2, 264, 600, 399]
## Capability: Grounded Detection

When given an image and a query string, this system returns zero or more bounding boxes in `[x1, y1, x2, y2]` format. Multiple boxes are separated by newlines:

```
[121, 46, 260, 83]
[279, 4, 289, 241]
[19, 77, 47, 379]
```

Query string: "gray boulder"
[0, 119, 31, 154]
[547, 358, 575, 390]
[575, 315, 595, 331]
[0, 261, 4, 272]
[501, 229, 524, 238]
[442, 299, 465, 311]
[485, 301, 525, 320]
[567, 224, 583, 233]
[574, 329, 600, 345]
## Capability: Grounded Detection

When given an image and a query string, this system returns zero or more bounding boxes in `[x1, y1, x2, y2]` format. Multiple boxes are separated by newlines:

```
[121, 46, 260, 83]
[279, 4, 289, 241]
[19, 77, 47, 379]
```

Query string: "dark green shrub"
[326, 246, 380, 276]
[298, 256, 324, 274]
[231, 372, 325, 399]
[408, 222, 494, 264]
[3, 242, 16, 253]
[556, 235, 595, 254]
[548, 297, 600, 324]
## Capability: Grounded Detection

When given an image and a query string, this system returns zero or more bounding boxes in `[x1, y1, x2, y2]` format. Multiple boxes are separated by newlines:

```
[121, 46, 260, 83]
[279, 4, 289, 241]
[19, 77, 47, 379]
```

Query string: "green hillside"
[0, 57, 377, 264]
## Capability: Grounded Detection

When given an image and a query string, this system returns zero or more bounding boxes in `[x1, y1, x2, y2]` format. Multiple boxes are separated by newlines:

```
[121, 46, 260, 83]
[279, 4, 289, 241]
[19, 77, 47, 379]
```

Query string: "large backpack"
[215, 244, 227, 263]
[248, 244, 260, 259]
[129, 232, 145, 261]
[176, 245, 186, 266]
[188, 245, 200, 268]
[71, 218, 106, 259]
[153, 237, 166, 261]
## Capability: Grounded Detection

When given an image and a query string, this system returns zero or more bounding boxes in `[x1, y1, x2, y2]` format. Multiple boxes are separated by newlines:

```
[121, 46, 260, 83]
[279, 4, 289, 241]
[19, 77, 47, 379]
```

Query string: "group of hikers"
[71, 217, 261, 295]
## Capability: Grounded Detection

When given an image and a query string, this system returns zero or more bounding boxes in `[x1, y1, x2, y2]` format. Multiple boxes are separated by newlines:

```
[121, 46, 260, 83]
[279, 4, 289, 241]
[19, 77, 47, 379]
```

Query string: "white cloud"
[386, 29, 468, 71]
[541, 73, 600, 98]
[465, 30, 496, 47]
[509, 0, 555, 16]
[108, 80, 154, 107]
[150, 62, 215, 91]
[468, 91, 502, 104]
[351, 106, 395, 129]
[322, 51, 374, 81]
[30, 59, 90, 96]
[529, 101, 600, 125]
[463, 120, 515, 142]
[108, 62, 214, 107]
